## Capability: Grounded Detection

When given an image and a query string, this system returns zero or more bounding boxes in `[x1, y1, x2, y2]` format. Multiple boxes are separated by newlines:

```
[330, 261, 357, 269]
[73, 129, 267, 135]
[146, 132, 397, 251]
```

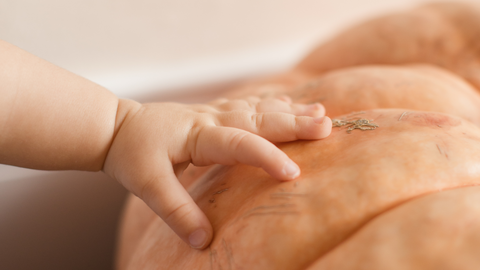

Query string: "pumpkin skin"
[115, 3, 480, 269]
[296, 2, 480, 90]
[116, 109, 480, 270]
[228, 64, 480, 126]
[307, 186, 480, 270]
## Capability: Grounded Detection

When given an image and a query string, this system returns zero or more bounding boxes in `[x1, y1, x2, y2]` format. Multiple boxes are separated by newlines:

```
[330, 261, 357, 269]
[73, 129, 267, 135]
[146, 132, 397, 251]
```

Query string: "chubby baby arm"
[104, 97, 332, 249]
[0, 39, 118, 170]
[0, 39, 332, 250]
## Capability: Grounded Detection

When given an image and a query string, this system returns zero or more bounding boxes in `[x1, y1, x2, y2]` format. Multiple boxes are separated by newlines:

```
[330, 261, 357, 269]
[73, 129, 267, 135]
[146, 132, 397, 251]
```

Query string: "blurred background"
[0, 0, 440, 269]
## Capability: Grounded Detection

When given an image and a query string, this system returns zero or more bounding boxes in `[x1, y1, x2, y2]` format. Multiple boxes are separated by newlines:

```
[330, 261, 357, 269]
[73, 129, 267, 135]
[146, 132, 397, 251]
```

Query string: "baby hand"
[103, 96, 331, 249]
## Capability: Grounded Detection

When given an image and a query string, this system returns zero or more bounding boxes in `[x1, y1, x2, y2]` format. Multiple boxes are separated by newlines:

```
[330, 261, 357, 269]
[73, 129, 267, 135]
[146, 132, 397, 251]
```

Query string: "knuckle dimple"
[251, 113, 264, 133]
[248, 101, 258, 111]
[293, 116, 301, 136]
[188, 124, 205, 162]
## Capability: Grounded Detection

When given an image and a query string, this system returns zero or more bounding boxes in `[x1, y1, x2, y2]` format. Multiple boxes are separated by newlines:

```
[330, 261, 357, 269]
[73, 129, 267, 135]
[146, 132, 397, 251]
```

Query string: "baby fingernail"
[283, 161, 300, 179]
[314, 117, 325, 124]
[189, 229, 207, 249]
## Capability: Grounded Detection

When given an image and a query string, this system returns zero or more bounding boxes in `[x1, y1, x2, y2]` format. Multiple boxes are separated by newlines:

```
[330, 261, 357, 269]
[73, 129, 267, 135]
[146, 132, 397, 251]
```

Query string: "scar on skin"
[436, 144, 449, 159]
[209, 248, 218, 269]
[209, 188, 229, 203]
[242, 204, 297, 219]
[398, 111, 409, 121]
[294, 181, 298, 187]
[213, 188, 229, 195]
[222, 239, 235, 269]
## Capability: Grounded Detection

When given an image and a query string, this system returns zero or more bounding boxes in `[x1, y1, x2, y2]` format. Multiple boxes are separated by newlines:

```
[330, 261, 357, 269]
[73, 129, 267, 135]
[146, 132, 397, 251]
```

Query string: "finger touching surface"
[191, 126, 301, 180]
[256, 100, 325, 117]
[217, 111, 332, 142]
[212, 97, 325, 117]
[134, 160, 213, 250]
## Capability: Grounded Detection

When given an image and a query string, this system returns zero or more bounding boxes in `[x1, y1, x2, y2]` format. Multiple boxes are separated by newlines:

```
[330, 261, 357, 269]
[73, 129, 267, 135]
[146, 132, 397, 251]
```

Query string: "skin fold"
[0, 39, 332, 249]
[116, 2, 480, 268]
[296, 2, 480, 91]
[307, 186, 480, 270]
[117, 109, 480, 270]
[228, 64, 480, 125]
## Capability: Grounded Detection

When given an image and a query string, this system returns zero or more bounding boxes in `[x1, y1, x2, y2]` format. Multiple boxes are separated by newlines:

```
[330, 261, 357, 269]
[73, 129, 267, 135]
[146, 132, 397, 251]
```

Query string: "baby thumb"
[137, 160, 213, 249]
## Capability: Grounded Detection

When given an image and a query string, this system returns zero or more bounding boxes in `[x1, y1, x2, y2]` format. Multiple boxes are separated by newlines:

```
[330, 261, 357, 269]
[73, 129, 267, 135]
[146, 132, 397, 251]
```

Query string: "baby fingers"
[217, 111, 332, 142]
[193, 126, 301, 180]
[211, 96, 325, 117]
[256, 99, 325, 117]
[134, 160, 213, 250]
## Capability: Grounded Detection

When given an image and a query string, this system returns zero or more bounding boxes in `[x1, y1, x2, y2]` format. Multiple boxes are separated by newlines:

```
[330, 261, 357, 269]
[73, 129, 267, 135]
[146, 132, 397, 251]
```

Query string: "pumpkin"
[307, 186, 480, 270]
[296, 2, 480, 91]
[115, 2, 480, 269]
[116, 109, 480, 270]
[228, 64, 480, 125]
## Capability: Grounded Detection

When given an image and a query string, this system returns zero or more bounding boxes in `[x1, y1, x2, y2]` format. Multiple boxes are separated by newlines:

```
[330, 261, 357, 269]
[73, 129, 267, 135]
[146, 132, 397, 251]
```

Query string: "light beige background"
[1, 0, 437, 99]
[0, 0, 444, 269]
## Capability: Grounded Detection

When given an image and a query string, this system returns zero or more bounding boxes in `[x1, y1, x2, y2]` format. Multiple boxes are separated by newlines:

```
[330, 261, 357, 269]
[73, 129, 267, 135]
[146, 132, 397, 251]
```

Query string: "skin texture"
[0, 40, 118, 170]
[296, 2, 480, 91]
[0, 39, 333, 249]
[228, 64, 480, 125]
[117, 109, 480, 270]
[115, 3, 480, 266]
[289, 65, 480, 123]
[104, 98, 332, 248]
[307, 186, 480, 270]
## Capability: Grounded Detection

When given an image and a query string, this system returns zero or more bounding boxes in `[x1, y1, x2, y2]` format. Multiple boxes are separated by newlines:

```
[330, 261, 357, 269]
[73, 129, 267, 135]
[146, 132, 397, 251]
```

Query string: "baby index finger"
[193, 126, 301, 181]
